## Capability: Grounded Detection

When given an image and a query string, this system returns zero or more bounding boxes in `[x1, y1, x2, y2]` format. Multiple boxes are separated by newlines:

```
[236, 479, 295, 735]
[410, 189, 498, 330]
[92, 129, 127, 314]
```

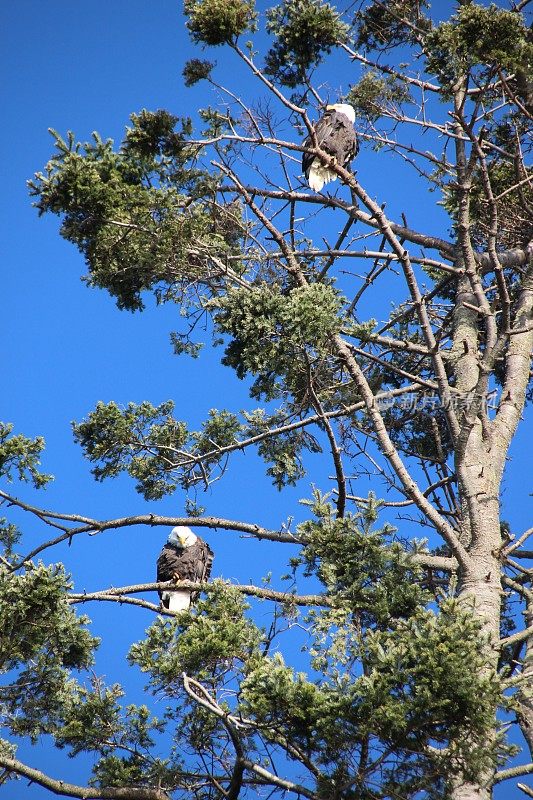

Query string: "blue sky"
[1, 3, 328, 794]
[2, 1, 533, 798]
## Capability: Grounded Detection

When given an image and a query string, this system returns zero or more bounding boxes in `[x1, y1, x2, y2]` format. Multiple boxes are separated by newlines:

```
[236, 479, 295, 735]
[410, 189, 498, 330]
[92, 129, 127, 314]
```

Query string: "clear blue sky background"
[2, 1, 532, 798]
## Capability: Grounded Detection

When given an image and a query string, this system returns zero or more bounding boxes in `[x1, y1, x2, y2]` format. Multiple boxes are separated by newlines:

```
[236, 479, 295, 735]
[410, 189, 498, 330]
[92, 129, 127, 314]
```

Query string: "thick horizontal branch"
[69, 592, 165, 614]
[494, 763, 533, 783]
[241, 760, 316, 800]
[360, 333, 431, 357]
[221, 183, 531, 272]
[500, 621, 533, 650]
[412, 553, 457, 571]
[68, 580, 331, 608]
[479, 247, 532, 271]
[0, 492, 299, 569]
[0, 755, 168, 800]
[0, 492, 287, 541]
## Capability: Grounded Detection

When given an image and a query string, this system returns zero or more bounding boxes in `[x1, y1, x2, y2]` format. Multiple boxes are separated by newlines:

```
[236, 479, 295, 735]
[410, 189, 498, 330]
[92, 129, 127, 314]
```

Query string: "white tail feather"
[307, 161, 337, 192]
[164, 591, 192, 612]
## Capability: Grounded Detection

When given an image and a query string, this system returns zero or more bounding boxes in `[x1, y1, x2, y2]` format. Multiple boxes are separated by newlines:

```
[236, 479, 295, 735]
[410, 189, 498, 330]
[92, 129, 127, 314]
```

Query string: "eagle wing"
[156, 544, 181, 599]
[156, 539, 214, 601]
[302, 110, 358, 178]
[188, 539, 214, 601]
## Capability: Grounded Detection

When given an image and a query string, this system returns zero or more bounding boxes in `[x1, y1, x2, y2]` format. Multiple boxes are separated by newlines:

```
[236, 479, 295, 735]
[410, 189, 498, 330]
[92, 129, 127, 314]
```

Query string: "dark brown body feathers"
[302, 108, 358, 180]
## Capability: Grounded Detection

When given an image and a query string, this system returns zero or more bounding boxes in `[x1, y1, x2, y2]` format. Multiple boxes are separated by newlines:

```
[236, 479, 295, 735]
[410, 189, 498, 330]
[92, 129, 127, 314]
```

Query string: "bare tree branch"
[68, 580, 332, 608]
[0, 756, 169, 800]
[494, 763, 533, 783]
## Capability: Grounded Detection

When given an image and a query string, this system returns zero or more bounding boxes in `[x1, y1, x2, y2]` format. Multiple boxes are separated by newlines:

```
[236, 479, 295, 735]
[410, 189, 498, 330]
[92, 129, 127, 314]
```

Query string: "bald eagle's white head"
[326, 103, 356, 124]
[168, 526, 197, 548]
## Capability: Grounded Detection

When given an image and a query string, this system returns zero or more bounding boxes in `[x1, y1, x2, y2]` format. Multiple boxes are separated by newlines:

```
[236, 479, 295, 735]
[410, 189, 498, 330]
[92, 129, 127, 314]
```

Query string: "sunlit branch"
[68, 580, 331, 608]
[500, 622, 533, 650]
[1, 495, 299, 569]
[69, 593, 164, 614]
[494, 174, 533, 202]
[361, 333, 431, 357]
[503, 528, 533, 558]
[494, 763, 533, 783]
[0, 755, 168, 800]
[502, 575, 533, 605]
[277, 248, 459, 275]
[241, 759, 316, 800]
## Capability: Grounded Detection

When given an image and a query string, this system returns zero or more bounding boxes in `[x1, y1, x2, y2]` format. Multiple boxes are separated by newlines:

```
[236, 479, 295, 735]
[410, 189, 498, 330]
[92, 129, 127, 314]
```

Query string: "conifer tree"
[2, 1, 533, 799]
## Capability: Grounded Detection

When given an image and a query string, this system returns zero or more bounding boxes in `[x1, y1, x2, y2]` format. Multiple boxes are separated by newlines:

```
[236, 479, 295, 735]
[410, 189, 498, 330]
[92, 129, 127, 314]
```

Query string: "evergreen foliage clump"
[0, 422, 52, 488]
[425, 4, 532, 93]
[347, 71, 413, 121]
[184, 0, 257, 45]
[29, 114, 237, 311]
[264, 0, 349, 87]
[182, 58, 215, 87]
[211, 282, 344, 399]
[354, 0, 431, 49]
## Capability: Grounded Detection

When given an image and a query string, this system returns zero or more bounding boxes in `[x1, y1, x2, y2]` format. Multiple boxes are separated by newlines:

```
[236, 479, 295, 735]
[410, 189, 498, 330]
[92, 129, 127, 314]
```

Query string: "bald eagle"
[157, 526, 214, 612]
[302, 104, 358, 192]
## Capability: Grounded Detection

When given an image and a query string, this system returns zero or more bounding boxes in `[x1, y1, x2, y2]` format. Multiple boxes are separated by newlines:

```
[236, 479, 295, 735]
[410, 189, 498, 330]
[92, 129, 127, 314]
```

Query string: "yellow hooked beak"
[178, 531, 188, 546]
